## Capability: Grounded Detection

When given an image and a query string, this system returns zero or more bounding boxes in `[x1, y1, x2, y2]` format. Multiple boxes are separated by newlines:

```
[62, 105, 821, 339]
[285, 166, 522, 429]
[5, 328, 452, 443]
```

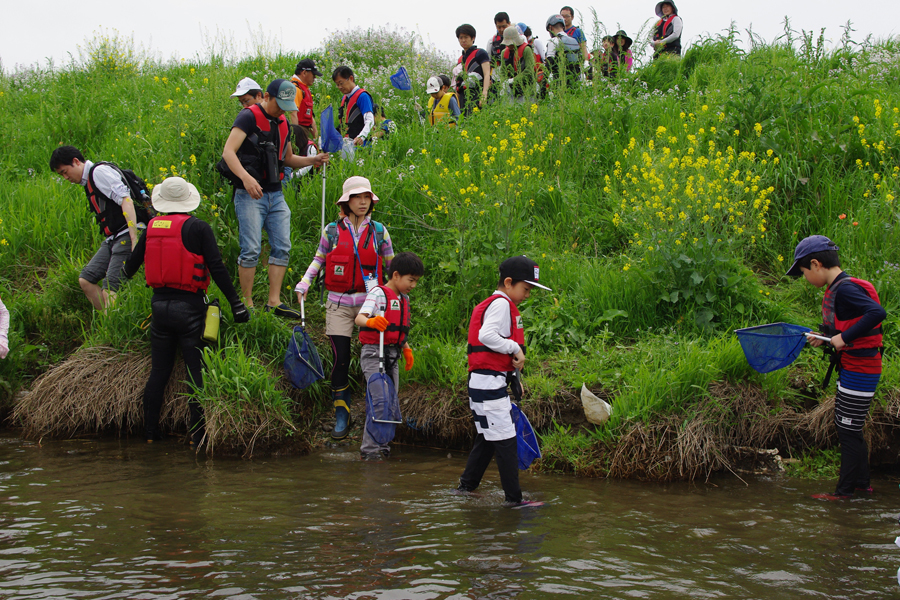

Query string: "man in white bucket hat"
[124, 177, 250, 447]
[294, 176, 395, 440]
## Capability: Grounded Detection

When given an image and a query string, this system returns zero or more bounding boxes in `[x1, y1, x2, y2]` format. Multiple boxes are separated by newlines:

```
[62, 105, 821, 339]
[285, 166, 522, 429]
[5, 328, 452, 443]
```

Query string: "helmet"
[546, 14, 565, 31]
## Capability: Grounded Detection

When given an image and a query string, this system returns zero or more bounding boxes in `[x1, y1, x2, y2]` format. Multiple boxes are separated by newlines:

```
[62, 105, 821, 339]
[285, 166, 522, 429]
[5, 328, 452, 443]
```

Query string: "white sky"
[1, 0, 896, 71]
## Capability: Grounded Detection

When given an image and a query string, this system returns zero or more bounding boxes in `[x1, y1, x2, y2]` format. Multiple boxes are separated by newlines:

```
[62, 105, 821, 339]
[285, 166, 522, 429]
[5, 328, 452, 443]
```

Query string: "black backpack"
[90, 162, 154, 224]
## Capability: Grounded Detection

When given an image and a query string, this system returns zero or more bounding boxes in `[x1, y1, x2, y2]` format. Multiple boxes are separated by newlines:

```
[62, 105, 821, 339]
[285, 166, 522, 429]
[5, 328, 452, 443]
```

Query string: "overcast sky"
[1, 0, 896, 71]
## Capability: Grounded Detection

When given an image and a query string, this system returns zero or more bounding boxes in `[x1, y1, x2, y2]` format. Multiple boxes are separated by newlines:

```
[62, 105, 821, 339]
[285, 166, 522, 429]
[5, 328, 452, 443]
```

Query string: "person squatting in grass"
[786, 235, 887, 500]
[333, 66, 376, 149]
[294, 176, 395, 440]
[354, 252, 424, 460]
[454, 24, 492, 116]
[50, 146, 142, 312]
[498, 25, 537, 102]
[424, 76, 461, 126]
[220, 79, 329, 319]
[123, 177, 250, 445]
[231, 77, 263, 109]
[651, 0, 683, 58]
[458, 255, 550, 506]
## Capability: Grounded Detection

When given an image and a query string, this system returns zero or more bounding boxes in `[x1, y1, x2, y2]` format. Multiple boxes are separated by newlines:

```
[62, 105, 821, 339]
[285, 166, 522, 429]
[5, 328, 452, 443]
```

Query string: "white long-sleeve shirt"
[477, 292, 522, 357]
[0, 297, 9, 359]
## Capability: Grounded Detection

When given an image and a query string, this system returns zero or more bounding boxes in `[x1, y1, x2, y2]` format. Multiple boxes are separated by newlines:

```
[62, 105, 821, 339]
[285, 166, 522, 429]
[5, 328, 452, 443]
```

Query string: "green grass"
[1, 25, 899, 445]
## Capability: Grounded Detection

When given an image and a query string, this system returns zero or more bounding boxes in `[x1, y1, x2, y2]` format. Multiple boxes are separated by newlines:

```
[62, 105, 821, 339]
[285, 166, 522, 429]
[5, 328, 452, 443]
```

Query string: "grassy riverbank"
[2, 26, 900, 475]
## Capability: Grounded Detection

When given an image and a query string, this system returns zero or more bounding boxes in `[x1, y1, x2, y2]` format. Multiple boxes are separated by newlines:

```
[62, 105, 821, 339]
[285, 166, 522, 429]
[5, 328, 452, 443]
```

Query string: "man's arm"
[480, 61, 491, 105]
[283, 140, 329, 170]
[120, 198, 139, 246]
[222, 127, 263, 199]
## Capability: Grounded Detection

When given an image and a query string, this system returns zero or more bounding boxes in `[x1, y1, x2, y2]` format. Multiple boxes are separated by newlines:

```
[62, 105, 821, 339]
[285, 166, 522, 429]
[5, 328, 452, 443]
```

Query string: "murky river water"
[1, 432, 899, 599]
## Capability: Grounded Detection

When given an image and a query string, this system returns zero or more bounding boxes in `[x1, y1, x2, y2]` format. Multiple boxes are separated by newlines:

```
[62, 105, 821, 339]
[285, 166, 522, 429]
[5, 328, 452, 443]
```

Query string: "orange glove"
[366, 316, 389, 332]
[403, 347, 414, 371]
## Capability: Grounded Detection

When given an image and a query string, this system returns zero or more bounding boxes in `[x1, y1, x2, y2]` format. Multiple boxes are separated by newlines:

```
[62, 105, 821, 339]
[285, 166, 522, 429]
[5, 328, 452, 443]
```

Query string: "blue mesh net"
[734, 322, 812, 374]
[365, 372, 401, 445]
[284, 326, 325, 390]
[389, 67, 412, 91]
[511, 403, 541, 470]
[319, 106, 344, 153]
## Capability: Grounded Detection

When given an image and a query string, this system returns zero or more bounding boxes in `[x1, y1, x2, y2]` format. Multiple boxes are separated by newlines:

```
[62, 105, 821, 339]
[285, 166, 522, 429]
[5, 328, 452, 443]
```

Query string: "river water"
[1, 432, 899, 599]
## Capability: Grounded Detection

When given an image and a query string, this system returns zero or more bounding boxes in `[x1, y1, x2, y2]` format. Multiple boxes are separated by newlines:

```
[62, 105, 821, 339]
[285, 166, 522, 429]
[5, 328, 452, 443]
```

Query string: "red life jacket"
[653, 15, 682, 54]
[359, 285, 410, 346]
[565, 26, 578, 38]
[467, 295, 525, 372]
[822, 276, 883, 350]
[339, 87, 372, 139]
[248, 103, 290, 181]
[291, 77, 314, 127]
[501, 43, 529, 72]
[489, 34, 504, 63]
[456, 49, 484, 93]
[144, 214, 209, 293]
[323, 220, 383, 293]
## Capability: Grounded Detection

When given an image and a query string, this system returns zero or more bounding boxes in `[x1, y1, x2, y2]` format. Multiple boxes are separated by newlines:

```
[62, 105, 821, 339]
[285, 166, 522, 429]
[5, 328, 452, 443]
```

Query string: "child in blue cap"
[786, 235, 887, 500]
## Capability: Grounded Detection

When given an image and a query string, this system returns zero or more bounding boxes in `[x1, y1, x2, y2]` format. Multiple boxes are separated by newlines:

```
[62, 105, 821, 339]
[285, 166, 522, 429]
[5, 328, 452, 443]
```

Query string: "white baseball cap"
[426, 76, 442, 94]
[231, 77, 262, 97]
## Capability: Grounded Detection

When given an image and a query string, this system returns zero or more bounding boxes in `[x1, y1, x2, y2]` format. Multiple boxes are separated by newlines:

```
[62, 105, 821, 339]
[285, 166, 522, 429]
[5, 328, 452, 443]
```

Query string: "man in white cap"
[123, 177, 250, 446]
[424, 76, 460, 125]
[221, 79, 329, 318]
[230, 77, 263, 109]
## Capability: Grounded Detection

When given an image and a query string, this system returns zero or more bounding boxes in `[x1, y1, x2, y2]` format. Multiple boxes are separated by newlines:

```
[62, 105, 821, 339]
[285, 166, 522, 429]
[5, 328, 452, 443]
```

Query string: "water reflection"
[0, 433, 897, 599]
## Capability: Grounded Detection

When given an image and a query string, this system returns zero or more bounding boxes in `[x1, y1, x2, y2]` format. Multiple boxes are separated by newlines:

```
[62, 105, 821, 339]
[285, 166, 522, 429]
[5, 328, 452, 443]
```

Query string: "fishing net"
[734, 322, 812, 374]
[284, 325, 325, 390]
[365, 372, 401, 445]
[319, 106, 344, 153]
[511, 403, 541, 470]
[389, 67, 412, 91]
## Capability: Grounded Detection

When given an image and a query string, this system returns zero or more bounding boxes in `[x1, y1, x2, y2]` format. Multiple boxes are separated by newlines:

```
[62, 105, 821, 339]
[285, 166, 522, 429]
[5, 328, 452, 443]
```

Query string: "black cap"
[499, 255, 552, 291]
[296, 58, 323, 77]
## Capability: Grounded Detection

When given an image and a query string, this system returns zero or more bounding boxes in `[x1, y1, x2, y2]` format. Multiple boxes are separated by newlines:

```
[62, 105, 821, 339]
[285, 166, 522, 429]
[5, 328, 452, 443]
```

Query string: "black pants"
[144, 298, 206, 442]
[329, 335, 352, 391]
[459, 434, 521, 503]
[835, 426, 870, 495]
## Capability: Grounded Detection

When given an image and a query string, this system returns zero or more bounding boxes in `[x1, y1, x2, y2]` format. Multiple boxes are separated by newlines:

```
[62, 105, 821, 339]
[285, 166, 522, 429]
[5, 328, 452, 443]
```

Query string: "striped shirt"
[294, 216, 394, 307]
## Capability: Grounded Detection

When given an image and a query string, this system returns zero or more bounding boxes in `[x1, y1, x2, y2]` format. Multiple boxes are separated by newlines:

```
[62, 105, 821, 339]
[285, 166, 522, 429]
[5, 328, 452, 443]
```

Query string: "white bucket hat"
[336, 176, 380, 204]
[502, 26, 526, 46]
[151, 176, 201, 213]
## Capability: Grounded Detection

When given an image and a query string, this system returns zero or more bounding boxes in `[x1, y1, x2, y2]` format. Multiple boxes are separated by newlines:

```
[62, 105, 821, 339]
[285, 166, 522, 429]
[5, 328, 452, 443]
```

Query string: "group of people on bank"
[37, 0, 884, 504]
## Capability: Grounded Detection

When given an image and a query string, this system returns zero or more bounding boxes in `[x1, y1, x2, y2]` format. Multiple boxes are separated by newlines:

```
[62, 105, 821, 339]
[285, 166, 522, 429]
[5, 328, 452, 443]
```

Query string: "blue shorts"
[233, 188, 291, 268]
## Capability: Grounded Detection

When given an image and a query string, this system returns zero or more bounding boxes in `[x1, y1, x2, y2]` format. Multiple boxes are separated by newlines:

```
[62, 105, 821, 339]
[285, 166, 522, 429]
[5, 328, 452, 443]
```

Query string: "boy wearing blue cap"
[786, 235, 887, 500]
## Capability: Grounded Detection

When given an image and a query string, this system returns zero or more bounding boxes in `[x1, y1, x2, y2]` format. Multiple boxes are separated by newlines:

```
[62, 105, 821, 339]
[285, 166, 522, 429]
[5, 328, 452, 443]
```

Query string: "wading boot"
[332, 388, 353, 440]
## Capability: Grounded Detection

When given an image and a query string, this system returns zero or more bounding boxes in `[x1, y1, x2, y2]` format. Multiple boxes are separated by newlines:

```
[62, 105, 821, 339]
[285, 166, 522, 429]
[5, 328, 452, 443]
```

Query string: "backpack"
[557, 33, 581, 63]
[90, 161, 154, 224]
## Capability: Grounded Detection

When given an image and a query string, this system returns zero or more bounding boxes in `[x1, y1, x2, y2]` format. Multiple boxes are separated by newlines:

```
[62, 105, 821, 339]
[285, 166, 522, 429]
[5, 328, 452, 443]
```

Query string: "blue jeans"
[233, 188, 291, 267]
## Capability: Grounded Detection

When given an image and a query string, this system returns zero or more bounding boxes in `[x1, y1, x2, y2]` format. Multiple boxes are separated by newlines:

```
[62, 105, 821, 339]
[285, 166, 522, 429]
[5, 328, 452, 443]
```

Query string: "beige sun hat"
[502, 26, 526, 46]
[336, 176, 380, 204]
[151, 176, 201, 213]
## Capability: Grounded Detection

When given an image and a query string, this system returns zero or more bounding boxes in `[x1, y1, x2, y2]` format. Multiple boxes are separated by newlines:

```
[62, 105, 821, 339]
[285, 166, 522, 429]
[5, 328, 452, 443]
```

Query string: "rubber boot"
[332, 387, 353, 440]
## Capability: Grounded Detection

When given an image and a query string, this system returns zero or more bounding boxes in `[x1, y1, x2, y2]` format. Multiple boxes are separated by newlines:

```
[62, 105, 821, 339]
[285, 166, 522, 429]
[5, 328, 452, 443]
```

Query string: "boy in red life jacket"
[786, 235, 887, 500]
[290, 59, 322, 155]
[295, 176, 395, 440]
[454, 24, 492, 116]
[457, 255, 550, 506]
[354, 252, 424, 460]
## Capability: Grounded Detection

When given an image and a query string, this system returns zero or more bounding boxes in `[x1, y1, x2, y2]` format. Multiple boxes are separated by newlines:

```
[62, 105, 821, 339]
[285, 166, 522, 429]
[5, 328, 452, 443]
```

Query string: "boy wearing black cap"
[457, 255, 550, 506]
[290, 59, 322, 153]
[786, 235, 887, 500]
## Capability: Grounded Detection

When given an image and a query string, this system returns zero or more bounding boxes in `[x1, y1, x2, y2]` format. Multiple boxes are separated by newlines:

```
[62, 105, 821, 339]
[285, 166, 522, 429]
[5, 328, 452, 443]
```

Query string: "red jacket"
[467, 295, 524, 372]
[323, 220, 382, 293]
[359, 285, 410, 346]
[144, 214, 209, 293]
[291, 77, 315, 127]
